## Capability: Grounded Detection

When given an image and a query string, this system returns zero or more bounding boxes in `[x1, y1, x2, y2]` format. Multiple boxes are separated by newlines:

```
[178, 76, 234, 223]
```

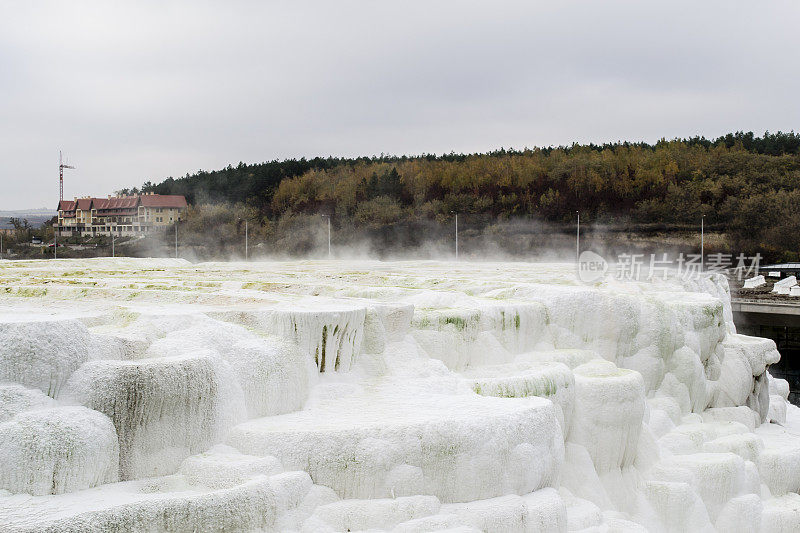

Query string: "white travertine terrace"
[0, 257, 797, 532]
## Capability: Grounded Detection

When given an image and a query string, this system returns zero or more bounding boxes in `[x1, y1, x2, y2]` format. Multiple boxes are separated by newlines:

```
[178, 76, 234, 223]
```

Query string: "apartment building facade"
[56, 193, 188, 237]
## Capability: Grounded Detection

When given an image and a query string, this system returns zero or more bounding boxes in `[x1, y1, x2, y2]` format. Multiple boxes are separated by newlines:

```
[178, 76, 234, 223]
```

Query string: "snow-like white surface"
[0, 406, 118, 495]
[0, 383, 57, 423]
[0, 258, 796, 531]
[773, 276, 797, 294]
[61, 354, 246, 479]
[0, 318, 93, 397]
[743, 275, 766, 289]
[228, 389, 562, 502]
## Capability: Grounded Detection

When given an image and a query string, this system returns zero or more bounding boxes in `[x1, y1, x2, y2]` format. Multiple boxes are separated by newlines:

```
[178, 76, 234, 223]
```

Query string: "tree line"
[130, 131, 800, 261]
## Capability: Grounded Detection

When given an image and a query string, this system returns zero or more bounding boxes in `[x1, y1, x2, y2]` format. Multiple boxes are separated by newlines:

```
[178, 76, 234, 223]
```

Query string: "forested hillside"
[129, 131, 800, 260]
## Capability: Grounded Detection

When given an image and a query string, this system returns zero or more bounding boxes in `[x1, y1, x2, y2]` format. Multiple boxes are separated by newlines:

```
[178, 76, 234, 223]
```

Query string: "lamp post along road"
[455, 213, 459, 260]
[321, 215, 331, 259]
[576, 211, 580, 263]
[701, 215, 705, 271]
[238, 217, 250, 260]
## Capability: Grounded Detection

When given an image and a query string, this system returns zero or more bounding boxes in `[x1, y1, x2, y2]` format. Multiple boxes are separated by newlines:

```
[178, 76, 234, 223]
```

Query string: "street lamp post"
[455, 212, 459, 260]
[174, 222, 178, 259]
[701, 215, 705, 271]
[450, 211, 459, 260]
[238, 217, 249, 260]
[321, 214, 331, 259]
[112, 232, 115, 258]
[576, 211, 580, 263]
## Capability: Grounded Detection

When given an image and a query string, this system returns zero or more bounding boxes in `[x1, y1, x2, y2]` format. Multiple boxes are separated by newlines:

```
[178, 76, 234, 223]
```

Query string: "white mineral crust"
[0, 258, 797, 531]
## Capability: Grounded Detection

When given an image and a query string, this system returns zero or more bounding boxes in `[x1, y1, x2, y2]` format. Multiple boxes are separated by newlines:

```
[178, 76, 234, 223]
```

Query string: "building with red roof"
[56, 193, 188, 236]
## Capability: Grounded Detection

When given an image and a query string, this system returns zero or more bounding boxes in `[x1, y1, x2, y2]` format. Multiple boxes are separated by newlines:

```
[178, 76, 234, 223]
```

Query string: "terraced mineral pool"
[0, 258, 798, 532]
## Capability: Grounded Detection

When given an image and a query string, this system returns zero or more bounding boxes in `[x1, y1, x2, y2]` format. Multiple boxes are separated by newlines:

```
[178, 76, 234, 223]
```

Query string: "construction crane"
[59, 151, 75, 202]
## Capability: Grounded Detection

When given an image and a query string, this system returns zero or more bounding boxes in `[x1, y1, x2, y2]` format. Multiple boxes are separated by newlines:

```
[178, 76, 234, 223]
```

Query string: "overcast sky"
[1, 1, 799, 210]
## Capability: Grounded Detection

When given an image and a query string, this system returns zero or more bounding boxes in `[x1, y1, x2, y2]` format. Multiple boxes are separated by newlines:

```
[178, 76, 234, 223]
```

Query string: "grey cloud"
[1, 0, 799, 209]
